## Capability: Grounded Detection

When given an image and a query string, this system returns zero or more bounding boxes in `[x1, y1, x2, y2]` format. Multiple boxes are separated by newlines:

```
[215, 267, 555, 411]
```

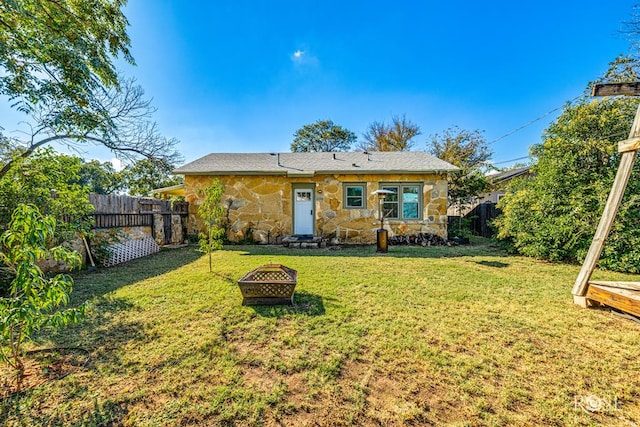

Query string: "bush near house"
[495, 96, 640, 273]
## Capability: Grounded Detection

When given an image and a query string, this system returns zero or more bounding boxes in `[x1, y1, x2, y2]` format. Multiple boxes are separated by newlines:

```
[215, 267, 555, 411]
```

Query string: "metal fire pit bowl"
[237, 264, 297, 306]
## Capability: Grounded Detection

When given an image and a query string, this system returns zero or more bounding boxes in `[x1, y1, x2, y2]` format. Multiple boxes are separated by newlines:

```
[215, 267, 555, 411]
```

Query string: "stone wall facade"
[153, 214, 187, 245]
[38, 236, 87, 273]
[184, 173, 449, 244]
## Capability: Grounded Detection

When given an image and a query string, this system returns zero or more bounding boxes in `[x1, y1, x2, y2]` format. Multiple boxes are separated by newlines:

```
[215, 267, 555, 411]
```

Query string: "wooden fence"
[89, 194, 171, 215]
[88, 194, 187, 232]
[89, 193, 188, 244]
[467, 202, 500, 238]
[448, 202, 501, 238]
[92, 213, 153, 229]
[86, 194, 190, 266]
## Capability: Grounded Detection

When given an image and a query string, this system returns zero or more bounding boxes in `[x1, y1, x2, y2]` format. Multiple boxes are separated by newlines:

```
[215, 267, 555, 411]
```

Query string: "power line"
[491, 155, 531, 166]
[588, 130, 627, 141]
[487, 131, 627, 166]
[488, 95, 582, 145]
[486, 130, 629, 167]
[484, 94, 630, 167]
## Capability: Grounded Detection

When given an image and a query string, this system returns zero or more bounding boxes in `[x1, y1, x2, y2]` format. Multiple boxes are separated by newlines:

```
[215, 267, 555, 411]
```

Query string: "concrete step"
[282, 236, 325, 248]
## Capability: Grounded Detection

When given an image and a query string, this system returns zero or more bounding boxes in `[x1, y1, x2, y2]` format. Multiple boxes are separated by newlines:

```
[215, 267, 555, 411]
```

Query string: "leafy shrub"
[495, 96, 640, 272]
[0, 205, 86, 382]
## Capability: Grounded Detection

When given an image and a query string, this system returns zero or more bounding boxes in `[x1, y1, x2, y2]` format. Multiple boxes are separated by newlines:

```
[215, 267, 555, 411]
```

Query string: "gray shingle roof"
[489, 166, 532, 184]
[174, 152, 459, 176]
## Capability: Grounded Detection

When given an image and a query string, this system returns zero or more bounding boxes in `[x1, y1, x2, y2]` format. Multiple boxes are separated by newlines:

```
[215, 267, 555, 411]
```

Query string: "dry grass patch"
[1, 241, 639, 426]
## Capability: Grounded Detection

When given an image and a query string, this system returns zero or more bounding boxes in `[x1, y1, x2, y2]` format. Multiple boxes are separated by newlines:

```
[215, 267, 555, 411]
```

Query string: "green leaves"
[1, 5, 181, 181]
[0, 0, 132, 113]
[0, 204, 86, 375]
[0, 147, 94, 242]
[198, 180, 226, 272]
[291, 120, 357, 152]
[495, 94, 640, 272]
[123, 157, 183, 197]
[74, 159, 125, 195]
[427, 126, 492, 210]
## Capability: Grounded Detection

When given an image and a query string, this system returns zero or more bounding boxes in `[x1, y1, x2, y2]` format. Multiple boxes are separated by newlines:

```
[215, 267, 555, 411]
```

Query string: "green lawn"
[2, 241, 640, 426]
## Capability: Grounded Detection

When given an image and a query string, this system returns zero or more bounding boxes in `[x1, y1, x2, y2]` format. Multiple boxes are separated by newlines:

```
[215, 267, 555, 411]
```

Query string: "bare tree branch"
[0, 77, 181, 180]
[358, 115, 420, 152]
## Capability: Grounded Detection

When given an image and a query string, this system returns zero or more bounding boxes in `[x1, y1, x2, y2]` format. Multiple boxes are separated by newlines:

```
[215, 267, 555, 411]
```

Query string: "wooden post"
[592, 82, 640, 97]
[572, 103, 640, 299]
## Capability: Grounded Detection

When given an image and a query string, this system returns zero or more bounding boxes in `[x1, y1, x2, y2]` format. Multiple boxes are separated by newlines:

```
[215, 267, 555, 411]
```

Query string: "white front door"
[293, 188, 314, 235]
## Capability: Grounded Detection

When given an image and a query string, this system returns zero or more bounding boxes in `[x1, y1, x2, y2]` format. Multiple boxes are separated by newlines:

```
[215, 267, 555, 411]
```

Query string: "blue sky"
[2, 1, 638, 167]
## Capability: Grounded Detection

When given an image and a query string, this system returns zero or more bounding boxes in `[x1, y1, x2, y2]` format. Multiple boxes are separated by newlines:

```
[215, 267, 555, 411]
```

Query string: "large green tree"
[0, 0, 132, 114]
[291, 120, 356, 152]
[0, 148, 93, 237]
[426, 127, 492, 212]
[0, 2, 180, 180]
[0, 148, 93, 299]
[123, 158, 183, 196]
[358, 114, 420, 152]
[75, 160, 125, 194]
[495, 94, 640, 272]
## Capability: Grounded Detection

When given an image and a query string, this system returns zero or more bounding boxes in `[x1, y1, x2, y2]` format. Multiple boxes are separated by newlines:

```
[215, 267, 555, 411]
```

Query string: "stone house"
[173, 152, 458, 244]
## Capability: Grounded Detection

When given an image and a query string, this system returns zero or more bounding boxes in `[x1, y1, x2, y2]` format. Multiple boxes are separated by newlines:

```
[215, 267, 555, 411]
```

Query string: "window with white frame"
[381, 183, 422, 220]
[343, 183, 366, 209]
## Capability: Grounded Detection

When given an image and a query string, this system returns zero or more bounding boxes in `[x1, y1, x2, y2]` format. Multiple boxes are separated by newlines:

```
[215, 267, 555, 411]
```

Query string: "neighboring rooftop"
[152, 183, 186, 198]
[174, 152, 459, 176]
[488, 166, 532, 184]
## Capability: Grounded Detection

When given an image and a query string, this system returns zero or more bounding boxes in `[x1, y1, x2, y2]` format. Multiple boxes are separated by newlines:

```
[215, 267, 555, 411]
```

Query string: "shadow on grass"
[249, 291, 325, 317]
[45, 296, 147, 365]
[475, 260, 510, 268]
[2, 247, 202, 425]
[230, 240, 508, 260]
[70, 246, 202, 304]
[0, 296, 144, 426]
[1, 392, 129, 427]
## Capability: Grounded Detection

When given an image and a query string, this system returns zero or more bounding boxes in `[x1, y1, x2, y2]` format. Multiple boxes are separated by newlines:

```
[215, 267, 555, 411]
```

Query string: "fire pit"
[237, 264, 298, 305]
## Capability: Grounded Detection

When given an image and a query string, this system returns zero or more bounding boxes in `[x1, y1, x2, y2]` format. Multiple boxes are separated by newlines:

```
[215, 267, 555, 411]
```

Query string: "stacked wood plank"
[585, 281, 640, 317]
[388, 233, 449, 246]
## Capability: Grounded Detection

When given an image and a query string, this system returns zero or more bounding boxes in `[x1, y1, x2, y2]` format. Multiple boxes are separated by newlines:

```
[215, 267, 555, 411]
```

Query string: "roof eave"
[175, 169, 457, 176]
[173, 170, 289, 176]
[315, 169, 458, 175]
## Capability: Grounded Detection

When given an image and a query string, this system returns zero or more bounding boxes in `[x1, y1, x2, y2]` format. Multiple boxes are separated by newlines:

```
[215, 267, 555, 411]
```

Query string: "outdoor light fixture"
[372, 189, 395, 253]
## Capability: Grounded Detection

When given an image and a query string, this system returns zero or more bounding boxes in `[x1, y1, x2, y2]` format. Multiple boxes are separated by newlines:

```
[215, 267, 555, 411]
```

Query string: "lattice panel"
[103, 237, 159, 267]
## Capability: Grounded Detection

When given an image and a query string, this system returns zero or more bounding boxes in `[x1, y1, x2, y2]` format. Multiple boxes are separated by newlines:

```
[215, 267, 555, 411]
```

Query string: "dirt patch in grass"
[0, 348, 89, 399]
[240, 365, 281, 394]
[354, 361, 464, 426]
